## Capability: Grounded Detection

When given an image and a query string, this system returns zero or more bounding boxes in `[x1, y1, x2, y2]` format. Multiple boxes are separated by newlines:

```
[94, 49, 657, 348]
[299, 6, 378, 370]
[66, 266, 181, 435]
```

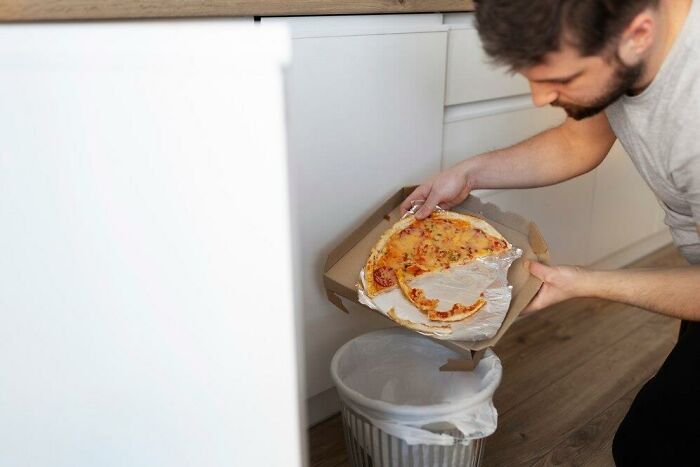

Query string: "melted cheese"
[376, 216, 508, 289]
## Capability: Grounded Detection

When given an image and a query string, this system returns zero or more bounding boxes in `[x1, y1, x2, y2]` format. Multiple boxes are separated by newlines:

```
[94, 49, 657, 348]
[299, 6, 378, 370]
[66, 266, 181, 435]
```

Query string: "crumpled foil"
[357, 202, 522, 342]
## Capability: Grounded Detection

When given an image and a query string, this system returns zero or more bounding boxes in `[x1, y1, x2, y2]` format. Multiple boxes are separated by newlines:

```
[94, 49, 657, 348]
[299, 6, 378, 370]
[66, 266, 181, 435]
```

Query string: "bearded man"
[402, 0, 700, 464]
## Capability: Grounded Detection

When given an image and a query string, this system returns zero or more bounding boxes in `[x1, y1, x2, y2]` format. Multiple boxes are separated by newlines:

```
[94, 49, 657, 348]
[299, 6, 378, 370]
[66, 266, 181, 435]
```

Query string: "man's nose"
[529, 82, 558, 107]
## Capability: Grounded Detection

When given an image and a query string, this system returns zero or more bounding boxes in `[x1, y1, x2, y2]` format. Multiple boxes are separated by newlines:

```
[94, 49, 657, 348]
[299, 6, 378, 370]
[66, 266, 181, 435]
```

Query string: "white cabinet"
[0, 21, 303, 467]
[443, 13, 530, 106]
[588, 141, 669, 264]
[477, 176, 596, 265]
[265, 15, 448, 400]
[442, 104, 565, 169]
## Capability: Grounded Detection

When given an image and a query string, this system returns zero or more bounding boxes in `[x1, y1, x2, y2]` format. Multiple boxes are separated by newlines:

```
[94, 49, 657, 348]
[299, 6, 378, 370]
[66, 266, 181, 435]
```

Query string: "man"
[402, 0, 699, 464]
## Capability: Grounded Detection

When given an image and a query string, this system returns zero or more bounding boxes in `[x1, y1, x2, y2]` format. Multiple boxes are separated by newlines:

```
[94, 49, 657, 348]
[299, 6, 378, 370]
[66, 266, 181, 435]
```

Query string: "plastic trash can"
[331, 328, 502, 467]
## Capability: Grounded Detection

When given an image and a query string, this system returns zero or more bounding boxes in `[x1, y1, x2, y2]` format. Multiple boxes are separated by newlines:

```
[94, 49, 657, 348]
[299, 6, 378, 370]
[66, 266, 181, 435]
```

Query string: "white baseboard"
[306, 387, 341, 428]
[590, 230, 673, 269]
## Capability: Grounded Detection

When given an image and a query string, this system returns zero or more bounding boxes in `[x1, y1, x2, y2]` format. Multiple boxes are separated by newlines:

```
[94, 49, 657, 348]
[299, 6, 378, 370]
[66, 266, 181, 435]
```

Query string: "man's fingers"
[400, 185, 430, 214]
[415, 189, 442, 219]
[522, 284, 547, 315]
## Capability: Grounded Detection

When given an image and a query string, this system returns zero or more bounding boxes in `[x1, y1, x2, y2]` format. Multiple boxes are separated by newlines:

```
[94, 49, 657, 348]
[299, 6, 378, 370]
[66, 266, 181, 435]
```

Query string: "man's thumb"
[527, 260, 551, 281]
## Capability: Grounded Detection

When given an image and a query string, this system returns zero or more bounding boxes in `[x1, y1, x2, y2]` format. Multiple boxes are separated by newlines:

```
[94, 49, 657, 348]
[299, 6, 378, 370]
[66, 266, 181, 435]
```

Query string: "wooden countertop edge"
[1, 1, 475, 22]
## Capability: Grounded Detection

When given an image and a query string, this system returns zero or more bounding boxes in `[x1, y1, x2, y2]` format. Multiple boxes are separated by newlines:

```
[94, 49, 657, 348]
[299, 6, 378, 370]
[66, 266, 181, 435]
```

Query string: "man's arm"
[402, 112, 617, 218]
[467, 112, 616, 189]
[525, 259, 700, 321]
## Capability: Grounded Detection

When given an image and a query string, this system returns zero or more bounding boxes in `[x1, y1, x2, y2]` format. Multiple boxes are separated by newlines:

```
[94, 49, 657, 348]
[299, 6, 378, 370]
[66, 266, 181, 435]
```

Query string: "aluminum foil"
[357, 202, 522, 342]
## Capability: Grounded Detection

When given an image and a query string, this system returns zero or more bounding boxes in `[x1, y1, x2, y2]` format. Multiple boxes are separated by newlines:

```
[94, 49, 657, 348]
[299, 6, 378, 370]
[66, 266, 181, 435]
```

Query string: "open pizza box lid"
[323, 186, 550, 371]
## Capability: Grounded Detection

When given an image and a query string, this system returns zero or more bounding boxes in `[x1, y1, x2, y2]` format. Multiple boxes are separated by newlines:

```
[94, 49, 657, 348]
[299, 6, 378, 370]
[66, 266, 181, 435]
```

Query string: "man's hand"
[400, 164, 474, 219]
[522, 261, 592, 314]
[523, 261, 700, 321]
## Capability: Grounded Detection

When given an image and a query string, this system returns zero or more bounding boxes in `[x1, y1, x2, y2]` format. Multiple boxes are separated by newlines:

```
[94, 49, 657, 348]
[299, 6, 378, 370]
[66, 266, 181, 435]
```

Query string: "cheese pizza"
[364, 211, 510, 321]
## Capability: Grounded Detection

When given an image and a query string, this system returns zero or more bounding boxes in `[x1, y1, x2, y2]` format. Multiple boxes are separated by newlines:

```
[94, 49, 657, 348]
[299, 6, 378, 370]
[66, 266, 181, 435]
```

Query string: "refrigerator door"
[0, 21, 302, 467]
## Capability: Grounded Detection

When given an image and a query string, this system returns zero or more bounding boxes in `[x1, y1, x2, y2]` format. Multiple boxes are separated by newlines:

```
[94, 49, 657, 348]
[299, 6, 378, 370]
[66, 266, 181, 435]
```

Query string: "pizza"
[387, 307, 452, 334]
[364, 211, 510, 321]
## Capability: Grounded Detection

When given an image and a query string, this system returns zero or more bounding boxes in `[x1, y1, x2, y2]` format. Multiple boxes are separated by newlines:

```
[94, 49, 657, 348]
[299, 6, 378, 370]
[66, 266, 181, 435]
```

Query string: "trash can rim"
[330, 328, 502, 419]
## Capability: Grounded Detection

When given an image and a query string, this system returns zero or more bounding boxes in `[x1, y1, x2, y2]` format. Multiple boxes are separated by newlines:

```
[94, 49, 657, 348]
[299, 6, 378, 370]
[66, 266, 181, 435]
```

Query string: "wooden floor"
[308, 245, 687, 467]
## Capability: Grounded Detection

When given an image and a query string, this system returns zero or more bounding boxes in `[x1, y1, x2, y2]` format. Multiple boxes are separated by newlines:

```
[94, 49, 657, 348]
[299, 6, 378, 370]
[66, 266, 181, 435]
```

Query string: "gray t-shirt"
[606, 0, 700, 264]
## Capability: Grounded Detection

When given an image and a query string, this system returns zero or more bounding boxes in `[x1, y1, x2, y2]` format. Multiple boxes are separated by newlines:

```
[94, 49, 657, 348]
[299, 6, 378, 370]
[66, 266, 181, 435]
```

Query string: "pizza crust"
[427, 297, 486, 322]
[387, 308, 453, 334]
[395, 268, 439, 312]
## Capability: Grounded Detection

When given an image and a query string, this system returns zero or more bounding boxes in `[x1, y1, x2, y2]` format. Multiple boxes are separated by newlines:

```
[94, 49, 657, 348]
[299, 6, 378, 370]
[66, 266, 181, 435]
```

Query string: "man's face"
[520, 43, 644, 120]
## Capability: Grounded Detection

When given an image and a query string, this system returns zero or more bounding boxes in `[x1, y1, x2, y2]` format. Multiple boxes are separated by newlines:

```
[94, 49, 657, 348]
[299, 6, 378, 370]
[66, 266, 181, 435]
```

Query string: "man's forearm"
[457, 114, 616, 191]
[460, 127, 583, 190]
[579, 267, 700, 321]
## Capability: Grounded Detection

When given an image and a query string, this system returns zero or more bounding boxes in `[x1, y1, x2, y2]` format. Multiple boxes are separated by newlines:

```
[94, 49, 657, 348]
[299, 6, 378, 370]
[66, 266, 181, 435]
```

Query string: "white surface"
[442, 105, 566, 202]
[442, 104, 566, 169]
[589, 141, 669, 263]
[0, 21, 302, 467]
[591, 230, 673, 269]
[444, 94, 535, 123]
[443, 14, 530, 106]
[478, 175, 597, 265]
[267, 15, 449, 399]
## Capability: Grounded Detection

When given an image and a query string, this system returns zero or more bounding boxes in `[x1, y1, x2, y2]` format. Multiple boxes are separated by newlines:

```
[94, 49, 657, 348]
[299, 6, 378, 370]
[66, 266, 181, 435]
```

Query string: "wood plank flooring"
[309, 245, 686, 467]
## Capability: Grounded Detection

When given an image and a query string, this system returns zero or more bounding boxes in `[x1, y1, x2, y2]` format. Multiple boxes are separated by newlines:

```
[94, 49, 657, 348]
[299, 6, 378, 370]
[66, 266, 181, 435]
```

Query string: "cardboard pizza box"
[323, 186, 550, 371]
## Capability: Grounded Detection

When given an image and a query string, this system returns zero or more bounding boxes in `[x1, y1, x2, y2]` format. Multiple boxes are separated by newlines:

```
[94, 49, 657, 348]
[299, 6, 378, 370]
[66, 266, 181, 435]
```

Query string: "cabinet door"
[443, 13, 530, 106]
[266, 16, 448, 398]
[588, 141, 668, 263]
[0, 21, 302, 467]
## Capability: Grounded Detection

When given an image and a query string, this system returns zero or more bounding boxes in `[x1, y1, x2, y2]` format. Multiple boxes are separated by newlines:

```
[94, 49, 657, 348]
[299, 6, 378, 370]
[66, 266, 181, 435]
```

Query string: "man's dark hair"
[474, 0, 660, 71]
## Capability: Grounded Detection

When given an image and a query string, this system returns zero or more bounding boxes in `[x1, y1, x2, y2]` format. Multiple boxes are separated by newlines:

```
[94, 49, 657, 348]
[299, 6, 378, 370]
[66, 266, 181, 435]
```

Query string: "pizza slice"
[427, 294, 487, 322]
[387, 307, 452, 334]
[395, 268, 440, 311]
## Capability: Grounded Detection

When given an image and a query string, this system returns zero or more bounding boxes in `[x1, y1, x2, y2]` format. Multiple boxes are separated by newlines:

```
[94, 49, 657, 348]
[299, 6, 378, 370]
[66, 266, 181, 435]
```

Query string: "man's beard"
[553, 58, 644, 120]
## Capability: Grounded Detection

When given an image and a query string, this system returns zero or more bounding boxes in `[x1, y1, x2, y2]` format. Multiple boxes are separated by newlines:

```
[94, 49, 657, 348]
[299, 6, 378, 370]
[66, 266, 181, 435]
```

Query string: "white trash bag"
[331, 328, 502, 466]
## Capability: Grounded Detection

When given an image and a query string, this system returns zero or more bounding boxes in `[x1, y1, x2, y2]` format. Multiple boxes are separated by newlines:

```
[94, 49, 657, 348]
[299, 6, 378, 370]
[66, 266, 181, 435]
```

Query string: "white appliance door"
[0, 21, 302, 467]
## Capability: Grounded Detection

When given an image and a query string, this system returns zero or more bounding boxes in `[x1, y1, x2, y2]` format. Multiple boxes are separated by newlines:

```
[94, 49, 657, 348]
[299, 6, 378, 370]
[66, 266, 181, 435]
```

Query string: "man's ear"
[617, 10, 656, 65]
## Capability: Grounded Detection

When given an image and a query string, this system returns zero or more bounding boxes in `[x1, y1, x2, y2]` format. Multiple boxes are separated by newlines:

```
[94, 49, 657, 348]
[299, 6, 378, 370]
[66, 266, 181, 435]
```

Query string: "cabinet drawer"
[444, 15, 530, 106]
[442, 105, 565, 168]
